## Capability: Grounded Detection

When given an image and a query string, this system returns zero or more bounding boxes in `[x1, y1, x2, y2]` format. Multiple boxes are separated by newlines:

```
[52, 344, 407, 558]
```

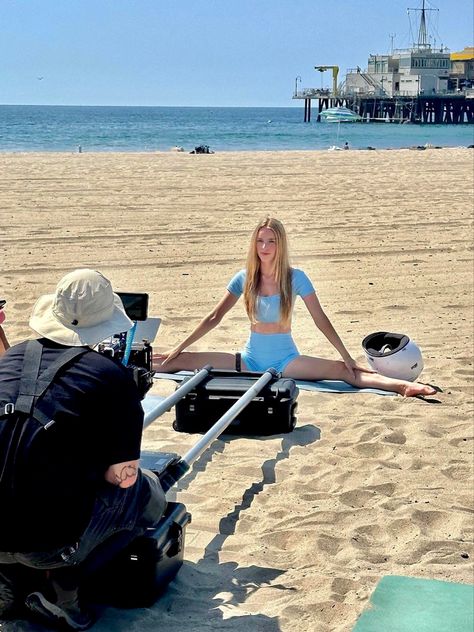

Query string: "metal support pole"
[182, 369, 277, 466]
[144, 365, 212, 428]
[159, 369, 278, 492]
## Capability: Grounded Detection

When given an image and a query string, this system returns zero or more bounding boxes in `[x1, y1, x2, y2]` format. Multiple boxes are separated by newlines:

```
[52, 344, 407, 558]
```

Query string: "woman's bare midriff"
[250, 322, 291, 334]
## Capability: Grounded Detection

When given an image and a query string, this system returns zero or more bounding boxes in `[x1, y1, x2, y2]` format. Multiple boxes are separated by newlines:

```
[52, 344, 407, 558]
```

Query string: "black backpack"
[0, 340, 89, 550]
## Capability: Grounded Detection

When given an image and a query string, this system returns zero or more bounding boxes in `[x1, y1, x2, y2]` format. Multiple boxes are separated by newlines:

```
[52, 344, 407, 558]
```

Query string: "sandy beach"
[1, 147, 473, 631]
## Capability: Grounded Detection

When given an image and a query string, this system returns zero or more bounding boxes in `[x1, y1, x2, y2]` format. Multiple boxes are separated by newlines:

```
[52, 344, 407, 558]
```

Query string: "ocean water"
[0, 105, 473, 152]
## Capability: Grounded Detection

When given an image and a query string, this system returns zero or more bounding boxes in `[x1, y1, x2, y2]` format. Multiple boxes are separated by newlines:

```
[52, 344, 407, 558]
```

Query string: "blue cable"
[122, 321, 137, 366]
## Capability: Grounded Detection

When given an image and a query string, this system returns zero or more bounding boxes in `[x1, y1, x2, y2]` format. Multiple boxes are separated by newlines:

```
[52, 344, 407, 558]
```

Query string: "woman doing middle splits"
[154, 217, 436, 398]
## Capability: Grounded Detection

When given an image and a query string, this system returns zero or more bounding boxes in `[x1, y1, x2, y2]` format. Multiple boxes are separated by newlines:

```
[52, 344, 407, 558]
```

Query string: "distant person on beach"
[0, 269, 166, 630]
[153, 217, 436, 398]
[0, 301, 9, 355]
[344, 141, 350, 150]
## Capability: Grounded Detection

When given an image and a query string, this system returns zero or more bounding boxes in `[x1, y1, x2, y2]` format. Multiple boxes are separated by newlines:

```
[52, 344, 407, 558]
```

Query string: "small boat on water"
[319, 106, 362, 123]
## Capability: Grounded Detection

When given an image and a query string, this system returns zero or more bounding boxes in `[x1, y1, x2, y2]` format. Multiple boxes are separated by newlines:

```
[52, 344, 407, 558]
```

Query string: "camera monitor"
[117, 292, 148, 322]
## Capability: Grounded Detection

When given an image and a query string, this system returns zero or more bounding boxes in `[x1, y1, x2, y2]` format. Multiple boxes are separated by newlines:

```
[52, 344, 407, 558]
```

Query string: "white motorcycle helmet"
[362, 331, 423, 381]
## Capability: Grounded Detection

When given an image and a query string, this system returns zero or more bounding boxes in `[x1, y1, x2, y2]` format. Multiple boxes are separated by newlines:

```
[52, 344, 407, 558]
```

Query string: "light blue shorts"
[241, 332, 300, 374]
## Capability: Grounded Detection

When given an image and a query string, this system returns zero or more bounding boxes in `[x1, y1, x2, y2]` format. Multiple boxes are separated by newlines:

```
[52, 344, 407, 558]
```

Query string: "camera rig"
[97, 292, 155, 399]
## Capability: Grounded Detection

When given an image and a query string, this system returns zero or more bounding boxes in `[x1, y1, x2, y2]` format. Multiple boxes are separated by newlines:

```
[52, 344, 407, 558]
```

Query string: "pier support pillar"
[304, 98, 312, 123]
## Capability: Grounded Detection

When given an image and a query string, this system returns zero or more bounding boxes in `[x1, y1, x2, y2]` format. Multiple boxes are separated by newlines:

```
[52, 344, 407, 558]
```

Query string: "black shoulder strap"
[14, 340, 90, 426]
[34, 346, 90, 398]
[13, 341, 44, 416]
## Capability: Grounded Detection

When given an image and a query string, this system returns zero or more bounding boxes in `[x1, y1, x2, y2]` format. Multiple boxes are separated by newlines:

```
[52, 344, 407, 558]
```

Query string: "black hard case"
[173, 370, 299, 435]
[86, 501, 191, 608]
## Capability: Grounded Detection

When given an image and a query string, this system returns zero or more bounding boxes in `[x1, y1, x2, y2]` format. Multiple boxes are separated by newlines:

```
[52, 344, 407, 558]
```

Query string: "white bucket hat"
[29, 269, 133, 347]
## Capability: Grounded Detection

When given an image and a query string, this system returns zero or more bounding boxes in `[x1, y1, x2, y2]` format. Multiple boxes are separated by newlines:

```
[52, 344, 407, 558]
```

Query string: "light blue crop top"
[226, 268, 315, 323]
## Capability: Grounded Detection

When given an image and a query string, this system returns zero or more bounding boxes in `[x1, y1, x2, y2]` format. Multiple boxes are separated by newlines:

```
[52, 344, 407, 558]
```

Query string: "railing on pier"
[293, 88, 333, 99]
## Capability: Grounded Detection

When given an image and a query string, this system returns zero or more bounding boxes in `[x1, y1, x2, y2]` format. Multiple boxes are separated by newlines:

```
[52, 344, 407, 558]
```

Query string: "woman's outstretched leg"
[283, 356, 436, 397]
[153, 351, 240, 372]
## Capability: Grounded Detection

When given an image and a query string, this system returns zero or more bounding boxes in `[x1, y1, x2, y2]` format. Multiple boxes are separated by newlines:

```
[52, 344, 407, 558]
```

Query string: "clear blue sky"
[1, 0, 472, 107]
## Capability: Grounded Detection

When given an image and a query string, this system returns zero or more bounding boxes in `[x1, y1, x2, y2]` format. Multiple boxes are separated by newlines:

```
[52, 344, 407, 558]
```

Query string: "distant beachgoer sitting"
[153, 217, 436, 398]
[190, 145, 214, 154]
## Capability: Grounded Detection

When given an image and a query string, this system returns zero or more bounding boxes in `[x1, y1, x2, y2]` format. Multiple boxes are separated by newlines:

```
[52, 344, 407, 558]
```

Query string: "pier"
[294, 91, 474, 124]
[294, 3, 473, 125]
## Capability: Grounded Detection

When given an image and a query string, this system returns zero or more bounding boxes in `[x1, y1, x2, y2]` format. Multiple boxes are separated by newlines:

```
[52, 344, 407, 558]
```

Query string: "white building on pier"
[344, 1, 452, 98]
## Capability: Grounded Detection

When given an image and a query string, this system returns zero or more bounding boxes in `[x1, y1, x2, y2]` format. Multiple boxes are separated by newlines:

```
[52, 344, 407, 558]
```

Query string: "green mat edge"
[352, 575, 474, 632]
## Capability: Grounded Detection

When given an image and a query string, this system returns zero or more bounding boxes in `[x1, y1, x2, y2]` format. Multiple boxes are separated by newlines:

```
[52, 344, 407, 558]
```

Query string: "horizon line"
[0, 103, 301, 109]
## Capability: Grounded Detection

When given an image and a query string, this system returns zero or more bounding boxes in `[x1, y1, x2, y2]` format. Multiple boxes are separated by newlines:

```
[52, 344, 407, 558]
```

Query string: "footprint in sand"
[330, 577, 363, 603]
[378, 399, 399, 412]
[398, 541, 468, 566]
[317, 534, 345, 555]
[354, 441, 394, 459]
[366, 482, 396, 497]
[330, 577, 359, 596]
[380, 497, 411, 511]
[339, 488, 376, 508]
[386, 518, 422, 541]
[383, 430, 407, 444]
[351, 523, 389, 545]
[359, 425, 386, 442]
[408, 457, 432, 470]
[423, 544, 471, 565]
[423, 424, 445, 438]
[411, 509, 462, 535]
[441, 463, 471, 481]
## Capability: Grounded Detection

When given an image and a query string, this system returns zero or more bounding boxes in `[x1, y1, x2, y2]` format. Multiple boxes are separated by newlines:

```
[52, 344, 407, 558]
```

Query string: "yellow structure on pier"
[450, 47, 474, 61]
[314, 66, 339, 95]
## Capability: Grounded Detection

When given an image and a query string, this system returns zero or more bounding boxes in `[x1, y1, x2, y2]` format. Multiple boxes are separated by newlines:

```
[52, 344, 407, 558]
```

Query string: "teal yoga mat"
[153, 371, 395, 396]
[295, 379, 394, 396]
[353, 576, 474, 632]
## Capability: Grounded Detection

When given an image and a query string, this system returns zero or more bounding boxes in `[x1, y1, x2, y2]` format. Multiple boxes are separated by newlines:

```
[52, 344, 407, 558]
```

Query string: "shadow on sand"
[2, 424, 320, 631]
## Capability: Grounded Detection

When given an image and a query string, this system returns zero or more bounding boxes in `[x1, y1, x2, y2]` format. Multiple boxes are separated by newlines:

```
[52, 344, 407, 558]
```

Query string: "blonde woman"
[154, 217, 435, 397]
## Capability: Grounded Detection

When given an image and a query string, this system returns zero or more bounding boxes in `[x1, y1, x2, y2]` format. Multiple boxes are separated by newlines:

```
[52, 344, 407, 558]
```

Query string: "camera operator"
[0, 302, 9, 355]
[0, 269, 166, 630]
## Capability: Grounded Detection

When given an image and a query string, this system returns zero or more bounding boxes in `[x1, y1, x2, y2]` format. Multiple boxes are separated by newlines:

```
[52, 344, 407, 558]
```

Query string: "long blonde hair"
[244, 217, 293, 326]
